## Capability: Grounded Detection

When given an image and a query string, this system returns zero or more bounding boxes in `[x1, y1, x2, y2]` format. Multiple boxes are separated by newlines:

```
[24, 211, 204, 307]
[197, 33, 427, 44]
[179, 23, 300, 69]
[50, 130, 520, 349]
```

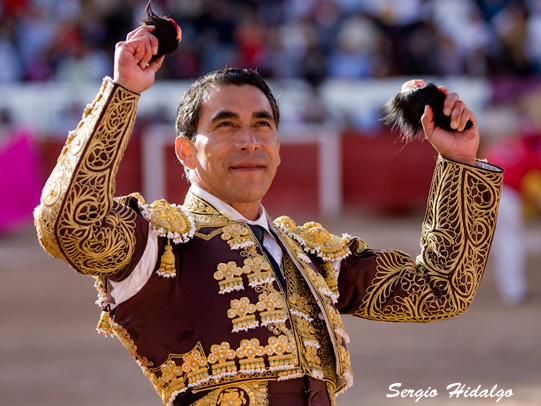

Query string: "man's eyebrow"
[253, 111, 274, 121]
[210, 111, 239, 123]
[210, 110, 274, 122]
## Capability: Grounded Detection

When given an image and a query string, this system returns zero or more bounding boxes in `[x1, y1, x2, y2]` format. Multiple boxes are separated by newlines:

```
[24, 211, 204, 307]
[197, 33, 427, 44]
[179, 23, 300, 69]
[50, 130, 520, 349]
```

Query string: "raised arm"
[337, 86, 503, 321]
[34, 27, 167, 278]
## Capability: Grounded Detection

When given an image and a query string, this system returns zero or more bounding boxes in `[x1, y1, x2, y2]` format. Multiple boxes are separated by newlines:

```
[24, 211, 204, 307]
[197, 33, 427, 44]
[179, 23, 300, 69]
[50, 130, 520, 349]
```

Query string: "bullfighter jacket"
[34, 78, 503, 406]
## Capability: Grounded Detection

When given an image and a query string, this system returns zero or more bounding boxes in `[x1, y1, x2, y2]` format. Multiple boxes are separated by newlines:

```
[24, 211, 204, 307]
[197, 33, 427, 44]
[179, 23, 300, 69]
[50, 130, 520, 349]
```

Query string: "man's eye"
[256, 121, 271, 127]
[218, 122, 233, 127]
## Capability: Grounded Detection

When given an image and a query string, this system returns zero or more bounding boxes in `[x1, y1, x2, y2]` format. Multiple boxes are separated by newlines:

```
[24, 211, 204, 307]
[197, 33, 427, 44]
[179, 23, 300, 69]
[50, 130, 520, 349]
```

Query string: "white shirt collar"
[189, 185, 271, 233]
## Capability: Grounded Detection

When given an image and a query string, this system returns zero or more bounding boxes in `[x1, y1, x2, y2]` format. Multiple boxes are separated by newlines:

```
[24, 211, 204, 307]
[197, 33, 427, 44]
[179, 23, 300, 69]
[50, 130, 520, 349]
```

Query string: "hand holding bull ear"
[113, 1, 182, 94]
[383, 79, 478, 166]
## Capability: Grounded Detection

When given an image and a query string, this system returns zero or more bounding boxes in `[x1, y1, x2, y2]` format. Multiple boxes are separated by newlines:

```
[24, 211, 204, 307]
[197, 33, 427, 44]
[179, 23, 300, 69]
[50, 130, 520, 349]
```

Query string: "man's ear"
[175, 136, 197, 169]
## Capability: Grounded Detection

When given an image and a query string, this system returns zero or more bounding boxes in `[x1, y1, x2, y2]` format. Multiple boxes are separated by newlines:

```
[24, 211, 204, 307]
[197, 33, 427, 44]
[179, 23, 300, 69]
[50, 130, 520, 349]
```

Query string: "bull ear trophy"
[382, 79, 473, 143]
[141, 0, 182, 61]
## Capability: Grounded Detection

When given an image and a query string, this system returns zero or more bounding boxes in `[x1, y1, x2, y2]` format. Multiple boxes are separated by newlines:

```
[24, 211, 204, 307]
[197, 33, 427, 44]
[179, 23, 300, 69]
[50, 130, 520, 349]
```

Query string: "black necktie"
[248, 224, 287, 291]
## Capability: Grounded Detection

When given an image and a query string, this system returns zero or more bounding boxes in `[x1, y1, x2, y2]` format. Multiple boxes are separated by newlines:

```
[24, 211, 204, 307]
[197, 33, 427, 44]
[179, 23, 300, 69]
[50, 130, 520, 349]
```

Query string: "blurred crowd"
[2, 0, 541, 84]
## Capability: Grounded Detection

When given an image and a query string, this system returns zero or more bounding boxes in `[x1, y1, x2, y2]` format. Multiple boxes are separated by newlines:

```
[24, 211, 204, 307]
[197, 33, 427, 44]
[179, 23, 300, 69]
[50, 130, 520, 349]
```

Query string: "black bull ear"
[141, 0, 181, 61]
[382, 83, 473, 142]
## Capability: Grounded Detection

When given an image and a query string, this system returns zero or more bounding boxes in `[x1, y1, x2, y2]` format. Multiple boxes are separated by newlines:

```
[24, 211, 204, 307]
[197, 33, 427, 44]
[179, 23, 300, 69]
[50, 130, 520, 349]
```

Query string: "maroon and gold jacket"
[34, 78, 503, 406]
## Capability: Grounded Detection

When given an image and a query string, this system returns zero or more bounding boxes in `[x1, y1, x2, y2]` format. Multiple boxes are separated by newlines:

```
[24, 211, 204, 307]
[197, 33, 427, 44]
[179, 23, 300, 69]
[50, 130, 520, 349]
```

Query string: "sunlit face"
[176, 84, 281, 217]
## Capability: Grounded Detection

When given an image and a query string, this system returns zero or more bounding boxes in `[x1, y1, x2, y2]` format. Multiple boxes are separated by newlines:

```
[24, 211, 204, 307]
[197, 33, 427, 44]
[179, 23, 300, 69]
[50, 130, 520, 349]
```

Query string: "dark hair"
[382, 83, 472, 142]
[141, 1, 181, 62]
[175, 67, 280, 139]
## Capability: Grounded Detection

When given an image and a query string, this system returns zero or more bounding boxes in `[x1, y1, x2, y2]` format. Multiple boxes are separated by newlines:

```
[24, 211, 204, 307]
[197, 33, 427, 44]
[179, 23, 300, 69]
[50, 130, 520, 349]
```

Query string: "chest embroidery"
[221, 224, 254, 250]
[214, 249, 275, 295]
[133, 198, 354, 402]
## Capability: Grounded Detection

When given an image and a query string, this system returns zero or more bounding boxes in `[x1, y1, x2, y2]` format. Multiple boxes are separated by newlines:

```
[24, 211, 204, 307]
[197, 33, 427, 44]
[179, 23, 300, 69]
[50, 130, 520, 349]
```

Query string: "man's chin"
[230, 184, 270, 203]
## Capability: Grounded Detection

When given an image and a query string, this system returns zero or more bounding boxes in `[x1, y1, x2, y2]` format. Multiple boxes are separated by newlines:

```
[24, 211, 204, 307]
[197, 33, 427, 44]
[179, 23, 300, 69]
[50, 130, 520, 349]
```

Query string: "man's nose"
[237, 128, 260, 150]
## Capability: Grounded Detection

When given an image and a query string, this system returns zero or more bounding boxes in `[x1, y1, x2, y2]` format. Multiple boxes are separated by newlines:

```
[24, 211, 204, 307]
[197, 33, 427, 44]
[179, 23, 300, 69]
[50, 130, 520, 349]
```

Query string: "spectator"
[493, 1, 532, 75]
[0, 18, 23, 82]
[486, 132, 540, 305]
[327, 12, 381, 78]
[1, 0, 541, 82]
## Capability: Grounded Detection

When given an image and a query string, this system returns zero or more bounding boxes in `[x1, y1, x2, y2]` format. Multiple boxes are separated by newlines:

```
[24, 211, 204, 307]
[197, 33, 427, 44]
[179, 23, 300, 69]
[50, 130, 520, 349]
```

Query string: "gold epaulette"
[274, 216, 352, 262]
[132, 194, 196, 244]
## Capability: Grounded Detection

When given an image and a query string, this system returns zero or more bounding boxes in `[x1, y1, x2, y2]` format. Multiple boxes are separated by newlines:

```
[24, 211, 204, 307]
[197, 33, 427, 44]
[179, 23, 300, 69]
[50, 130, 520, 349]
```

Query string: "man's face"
[176, 84, 281, 216]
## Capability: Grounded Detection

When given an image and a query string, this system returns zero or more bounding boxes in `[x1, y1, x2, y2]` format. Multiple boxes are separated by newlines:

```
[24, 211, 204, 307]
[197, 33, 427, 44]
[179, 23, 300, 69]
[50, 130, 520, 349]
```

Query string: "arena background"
[1, 0, 540, 405]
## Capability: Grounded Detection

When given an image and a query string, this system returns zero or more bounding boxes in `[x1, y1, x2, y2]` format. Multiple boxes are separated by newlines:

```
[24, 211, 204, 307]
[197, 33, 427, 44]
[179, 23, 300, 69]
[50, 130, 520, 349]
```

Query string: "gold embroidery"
[256, 293, 287, 327]
[156, 334, 294, 387]
[149, 342, 210, 403]
[280, 252, 334, 383]
[295, 317, 320, 349]
[180, 192, 233, 230]
[244, 256, 273, 288]
[182, 346, 211, 388]
[237, 338, 266, 374]
[221, 223, 253, 249]
[274, 216, 351, 261]
[183, 191, 222, 215]
[327, 306, 350, 344]
[288, 293, 314, 317]
[293, 254, 339, 304]
[215, 261, 247, 294]
[106, 316, 153, 368]
[34, 78, 140, 277]
[335, 343, 353, 395]
[159, 360, 187, 398]
[276, 233, 351, 390]
[266, 335, 296, 372]
[322, 262, 339, 295]
[191, 381, 269, 406]
[139, 198, 195, 244]
[114, 194, 356, 403]
[218, 388, 247, 406]
[228, 297, 259, 332]
[357, 157, 502, 322]
[208, 342, 238, 378]
[326, 381, 338, 406]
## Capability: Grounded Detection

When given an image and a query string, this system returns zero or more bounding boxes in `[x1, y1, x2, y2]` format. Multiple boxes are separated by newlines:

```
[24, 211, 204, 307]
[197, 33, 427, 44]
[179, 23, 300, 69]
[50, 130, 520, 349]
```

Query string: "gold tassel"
[157, 239, 176, 278]
[96, 311, 115, 336]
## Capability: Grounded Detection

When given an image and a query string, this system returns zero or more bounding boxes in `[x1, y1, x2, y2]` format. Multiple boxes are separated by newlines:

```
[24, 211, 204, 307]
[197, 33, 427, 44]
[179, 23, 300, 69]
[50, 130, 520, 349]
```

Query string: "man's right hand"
[113, 26, 167, 94]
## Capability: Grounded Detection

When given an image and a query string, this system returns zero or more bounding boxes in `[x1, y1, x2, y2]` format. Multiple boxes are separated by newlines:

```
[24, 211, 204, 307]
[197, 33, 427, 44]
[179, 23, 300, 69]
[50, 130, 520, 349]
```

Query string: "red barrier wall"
[341, 130, 437, 215]
[38, 130, 437, 217]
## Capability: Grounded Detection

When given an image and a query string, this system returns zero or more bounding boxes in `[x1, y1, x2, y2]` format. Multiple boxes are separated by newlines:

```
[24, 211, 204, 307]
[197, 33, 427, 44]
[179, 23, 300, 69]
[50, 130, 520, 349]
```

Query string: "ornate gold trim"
[138, 198, 196, 243]
[356, 157, 502, 322]
[274, 216, 352, 261]
[191, 380, 269, 406]
[34, 78, 140, 277]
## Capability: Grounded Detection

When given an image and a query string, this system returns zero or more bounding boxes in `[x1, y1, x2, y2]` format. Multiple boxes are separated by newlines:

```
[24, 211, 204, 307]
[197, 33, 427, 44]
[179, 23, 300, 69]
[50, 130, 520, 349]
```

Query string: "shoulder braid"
[129, 193, 196, 244]
[274, 216, 353, 262]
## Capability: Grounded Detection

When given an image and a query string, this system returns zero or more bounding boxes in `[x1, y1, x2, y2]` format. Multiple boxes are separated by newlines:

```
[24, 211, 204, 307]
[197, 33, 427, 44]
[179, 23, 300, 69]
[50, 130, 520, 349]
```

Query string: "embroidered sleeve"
[34, 78, 148, 278]
[336, 156, 503, 322]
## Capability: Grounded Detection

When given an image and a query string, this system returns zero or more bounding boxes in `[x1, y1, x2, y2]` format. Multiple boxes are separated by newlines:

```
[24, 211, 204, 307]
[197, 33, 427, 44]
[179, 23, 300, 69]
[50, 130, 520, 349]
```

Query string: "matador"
[34, 25, 502, 406]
